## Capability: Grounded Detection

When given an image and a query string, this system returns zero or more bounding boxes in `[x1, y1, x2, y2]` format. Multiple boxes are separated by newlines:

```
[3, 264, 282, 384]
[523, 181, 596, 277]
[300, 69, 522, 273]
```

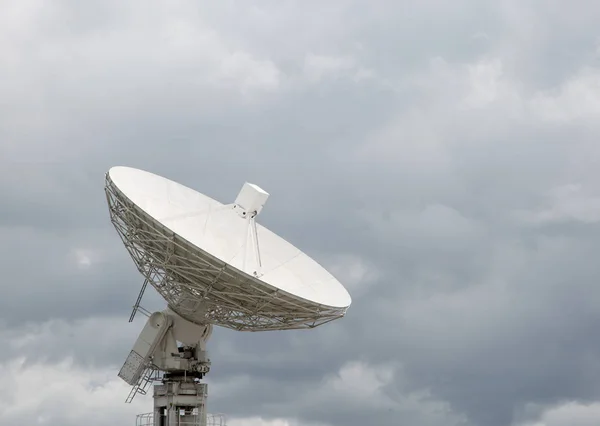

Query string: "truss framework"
[135, 412, 227, 426]
[105, 173, 348, 332]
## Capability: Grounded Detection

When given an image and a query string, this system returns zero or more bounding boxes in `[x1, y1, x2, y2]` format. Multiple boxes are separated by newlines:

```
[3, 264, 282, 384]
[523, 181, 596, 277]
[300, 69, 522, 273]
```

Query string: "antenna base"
[152, 378, 209, 426]
[119, 311, 213, 403]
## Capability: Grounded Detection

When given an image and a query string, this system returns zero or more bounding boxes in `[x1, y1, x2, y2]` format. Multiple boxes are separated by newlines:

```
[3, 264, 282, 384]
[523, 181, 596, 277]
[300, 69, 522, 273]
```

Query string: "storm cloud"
[2, 1, 600, 425]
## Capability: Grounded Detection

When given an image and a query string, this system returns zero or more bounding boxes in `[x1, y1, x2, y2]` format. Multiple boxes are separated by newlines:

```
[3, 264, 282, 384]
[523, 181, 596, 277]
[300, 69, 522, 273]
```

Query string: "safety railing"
[135, 412, 227, 426]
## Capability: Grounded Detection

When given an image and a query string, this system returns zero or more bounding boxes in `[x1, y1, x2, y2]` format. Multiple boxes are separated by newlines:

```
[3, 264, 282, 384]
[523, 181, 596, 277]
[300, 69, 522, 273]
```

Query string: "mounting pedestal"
[153, 377, 208, 426]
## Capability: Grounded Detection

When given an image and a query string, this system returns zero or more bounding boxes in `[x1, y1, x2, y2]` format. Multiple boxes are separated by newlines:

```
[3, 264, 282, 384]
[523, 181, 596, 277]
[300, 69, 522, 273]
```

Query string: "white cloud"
[320, 361, 395, 400]
[514, 401, 600, 426]
[357, 106, 452, 166]
[0, 0, 284, 163]
[228, 417, 330, 426]
[69, 248, 99, 269]
[299, 361, 470, 426]
[531, 67, 600, 123]
[325, 254, 380, 295]
[204, 359, 470, 426]
[0, 315, 142, 366]
[302, 53, 374, 84]
[461, 58, 511, 109]
[0, 317, 325, 425]
[0, 354, 322, 426]
[0, 357, 148, 425]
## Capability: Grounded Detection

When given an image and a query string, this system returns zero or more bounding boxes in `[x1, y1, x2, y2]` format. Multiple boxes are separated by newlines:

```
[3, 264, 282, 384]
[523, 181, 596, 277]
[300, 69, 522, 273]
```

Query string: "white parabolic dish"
[105, 166, 351, 331]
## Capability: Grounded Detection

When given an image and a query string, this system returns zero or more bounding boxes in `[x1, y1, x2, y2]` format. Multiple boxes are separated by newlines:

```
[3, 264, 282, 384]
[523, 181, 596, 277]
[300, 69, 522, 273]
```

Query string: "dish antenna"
[105, 167, 351, 426]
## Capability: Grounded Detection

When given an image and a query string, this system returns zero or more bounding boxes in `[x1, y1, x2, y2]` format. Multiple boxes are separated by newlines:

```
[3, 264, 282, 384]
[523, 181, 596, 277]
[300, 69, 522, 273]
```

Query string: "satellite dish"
[105, 166, 351, 426]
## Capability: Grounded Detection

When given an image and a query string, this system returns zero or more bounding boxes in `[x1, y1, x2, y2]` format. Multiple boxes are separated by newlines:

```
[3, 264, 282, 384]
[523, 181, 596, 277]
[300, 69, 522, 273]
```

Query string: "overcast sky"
[2, 1, 600, 425]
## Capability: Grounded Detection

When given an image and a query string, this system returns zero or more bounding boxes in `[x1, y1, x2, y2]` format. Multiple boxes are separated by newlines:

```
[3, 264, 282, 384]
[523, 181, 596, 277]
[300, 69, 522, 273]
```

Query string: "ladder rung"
[125, 366, 157, 403]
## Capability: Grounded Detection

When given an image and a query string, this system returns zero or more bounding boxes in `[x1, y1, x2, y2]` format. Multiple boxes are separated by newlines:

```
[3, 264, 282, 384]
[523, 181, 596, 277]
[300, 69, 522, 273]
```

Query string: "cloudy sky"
[2, 0, 600, 425]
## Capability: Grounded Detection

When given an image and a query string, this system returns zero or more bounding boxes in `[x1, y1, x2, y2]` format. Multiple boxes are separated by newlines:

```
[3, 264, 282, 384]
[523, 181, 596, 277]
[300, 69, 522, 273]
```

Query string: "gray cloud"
[2, 1, 600, 425]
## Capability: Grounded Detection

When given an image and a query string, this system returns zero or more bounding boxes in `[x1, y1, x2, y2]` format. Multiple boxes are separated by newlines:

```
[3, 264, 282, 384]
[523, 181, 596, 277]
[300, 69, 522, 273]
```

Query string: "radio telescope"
[105, 166, 351, 426]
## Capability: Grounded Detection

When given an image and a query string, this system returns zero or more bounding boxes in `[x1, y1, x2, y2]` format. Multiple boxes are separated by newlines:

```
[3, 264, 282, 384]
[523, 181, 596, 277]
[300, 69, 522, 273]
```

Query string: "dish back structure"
[105, 169, 349, 332]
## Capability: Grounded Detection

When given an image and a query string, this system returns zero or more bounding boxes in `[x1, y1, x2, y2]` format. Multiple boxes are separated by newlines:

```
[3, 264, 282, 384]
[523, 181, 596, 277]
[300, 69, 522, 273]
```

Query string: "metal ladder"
[126, 365, 158, 403]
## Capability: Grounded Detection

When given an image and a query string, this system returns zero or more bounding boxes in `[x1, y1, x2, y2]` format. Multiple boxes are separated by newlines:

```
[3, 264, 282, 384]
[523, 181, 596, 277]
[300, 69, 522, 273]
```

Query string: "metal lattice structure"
[105, 173, 348, 332]
[135, 412, 227, 426]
